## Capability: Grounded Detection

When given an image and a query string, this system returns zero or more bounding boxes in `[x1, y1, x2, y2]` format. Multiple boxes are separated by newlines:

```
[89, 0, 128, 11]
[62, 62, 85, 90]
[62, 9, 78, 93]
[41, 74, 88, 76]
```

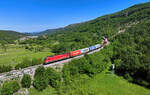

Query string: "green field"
[28, 71, 150, 95]
[0, 45, 53, 66]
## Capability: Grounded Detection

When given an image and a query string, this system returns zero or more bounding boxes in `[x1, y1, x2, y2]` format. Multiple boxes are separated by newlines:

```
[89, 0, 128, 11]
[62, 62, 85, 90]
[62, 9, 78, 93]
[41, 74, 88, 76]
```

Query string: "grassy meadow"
[0, 44, 53, 66]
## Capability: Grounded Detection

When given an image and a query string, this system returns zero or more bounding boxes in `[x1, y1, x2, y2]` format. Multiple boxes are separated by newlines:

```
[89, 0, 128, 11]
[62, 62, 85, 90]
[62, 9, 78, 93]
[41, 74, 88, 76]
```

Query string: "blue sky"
[0, 0, 150, 32]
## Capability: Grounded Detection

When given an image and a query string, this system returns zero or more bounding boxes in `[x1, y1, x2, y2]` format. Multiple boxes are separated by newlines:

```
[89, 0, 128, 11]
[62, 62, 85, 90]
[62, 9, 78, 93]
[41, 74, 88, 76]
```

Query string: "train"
[43, 37, 108, 65]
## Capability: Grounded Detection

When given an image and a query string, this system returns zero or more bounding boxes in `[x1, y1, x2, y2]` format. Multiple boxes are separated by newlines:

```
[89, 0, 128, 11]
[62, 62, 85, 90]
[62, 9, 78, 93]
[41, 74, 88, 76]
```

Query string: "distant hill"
[37, 22, 84, 35]
[0, 30, 25, 43]
[36, 28, 65, 35]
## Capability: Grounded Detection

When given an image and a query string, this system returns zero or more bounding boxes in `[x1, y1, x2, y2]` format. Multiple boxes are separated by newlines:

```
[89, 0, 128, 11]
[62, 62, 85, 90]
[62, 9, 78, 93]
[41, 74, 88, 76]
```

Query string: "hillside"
[37, 28, 64, 35]
[0, 30, 25, 43]
[38, 2, 150, 37]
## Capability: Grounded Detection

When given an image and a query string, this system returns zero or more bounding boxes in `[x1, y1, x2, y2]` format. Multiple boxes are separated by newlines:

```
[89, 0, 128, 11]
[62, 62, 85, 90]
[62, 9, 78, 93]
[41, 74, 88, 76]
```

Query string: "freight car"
[95, 44, 101, 48]
[80, 48, 90, 54]
[70, 50, 81, 57]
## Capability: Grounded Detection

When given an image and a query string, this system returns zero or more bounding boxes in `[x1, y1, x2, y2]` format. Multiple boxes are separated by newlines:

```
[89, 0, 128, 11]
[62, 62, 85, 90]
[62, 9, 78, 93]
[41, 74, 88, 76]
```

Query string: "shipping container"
[94, 44, 101, 49]
[70, 50, 81, 57]
[44, 53, 69, 64]
[89, 46, 96, 51]
[80, 48, 89, 54]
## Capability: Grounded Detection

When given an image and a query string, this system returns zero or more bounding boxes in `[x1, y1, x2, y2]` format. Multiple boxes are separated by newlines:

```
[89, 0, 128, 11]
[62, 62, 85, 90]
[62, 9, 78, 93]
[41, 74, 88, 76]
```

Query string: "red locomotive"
[44, 53, 69, 64]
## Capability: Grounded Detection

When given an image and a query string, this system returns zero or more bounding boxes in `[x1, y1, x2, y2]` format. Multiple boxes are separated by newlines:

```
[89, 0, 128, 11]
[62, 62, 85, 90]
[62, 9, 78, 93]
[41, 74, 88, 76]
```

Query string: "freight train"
[43, 37, 108, 65]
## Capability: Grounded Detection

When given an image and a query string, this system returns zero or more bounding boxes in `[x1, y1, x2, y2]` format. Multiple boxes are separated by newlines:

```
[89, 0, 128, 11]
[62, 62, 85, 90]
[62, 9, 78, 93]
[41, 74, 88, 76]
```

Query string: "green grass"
[88, 73, 150, 95]
[0, 45, 53, 66]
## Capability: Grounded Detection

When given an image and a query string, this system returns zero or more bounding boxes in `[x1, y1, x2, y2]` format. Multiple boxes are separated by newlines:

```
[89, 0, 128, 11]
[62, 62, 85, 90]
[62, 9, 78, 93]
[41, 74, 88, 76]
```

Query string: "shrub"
[34, 66, 45, 78]
[45, 67, 61, 88]
[124, 73, 133, 82]
[33, 66, 48, 91]
[21, 74, 31, 88]
[33, 77, 48, 91]
[84, 54, 92, 63]
[1, 80, 20, 95]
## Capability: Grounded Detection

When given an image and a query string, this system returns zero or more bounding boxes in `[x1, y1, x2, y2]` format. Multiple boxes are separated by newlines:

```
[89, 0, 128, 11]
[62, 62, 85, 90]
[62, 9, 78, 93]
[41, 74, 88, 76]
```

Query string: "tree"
[33, 77, 48, 91]
[21, 74, 31, 88]
[33, 66, 48, 91]
[34, 66, 45, 78]
[45, 67, 61, 88]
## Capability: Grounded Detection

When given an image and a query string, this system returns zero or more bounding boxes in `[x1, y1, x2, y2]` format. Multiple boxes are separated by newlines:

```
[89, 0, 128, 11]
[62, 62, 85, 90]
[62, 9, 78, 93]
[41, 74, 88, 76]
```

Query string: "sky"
[0, 0, 150, 32]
